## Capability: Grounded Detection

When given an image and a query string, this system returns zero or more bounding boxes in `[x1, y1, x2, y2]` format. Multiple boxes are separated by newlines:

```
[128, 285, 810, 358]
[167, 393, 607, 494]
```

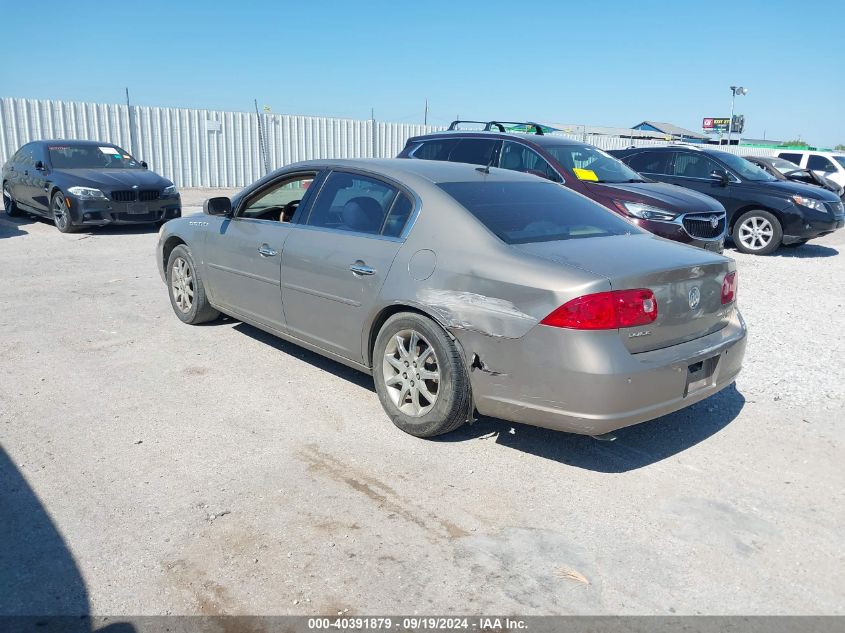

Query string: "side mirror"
[140, 161, 148, 169]
[710, 169, 730, 186]
[204, 196, 232, 217]
[35, 160, 45, 171]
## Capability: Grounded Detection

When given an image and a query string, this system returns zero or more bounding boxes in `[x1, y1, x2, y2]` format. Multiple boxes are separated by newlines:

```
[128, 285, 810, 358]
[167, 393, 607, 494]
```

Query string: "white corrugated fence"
[1, 97, 780, 188]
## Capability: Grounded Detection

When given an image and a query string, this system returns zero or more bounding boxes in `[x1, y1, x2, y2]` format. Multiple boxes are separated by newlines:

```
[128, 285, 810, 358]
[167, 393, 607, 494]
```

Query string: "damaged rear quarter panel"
[368, 182, 610, 378]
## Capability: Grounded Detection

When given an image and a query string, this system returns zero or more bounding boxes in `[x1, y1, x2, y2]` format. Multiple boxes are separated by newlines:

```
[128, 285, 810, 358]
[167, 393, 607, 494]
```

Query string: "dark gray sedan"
[2, 140, 181, 232]
[157, 159, 747, 438]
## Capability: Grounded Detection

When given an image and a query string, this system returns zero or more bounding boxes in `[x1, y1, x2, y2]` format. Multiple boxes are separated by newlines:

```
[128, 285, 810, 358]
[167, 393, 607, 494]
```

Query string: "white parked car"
[776, 150, 845, 189]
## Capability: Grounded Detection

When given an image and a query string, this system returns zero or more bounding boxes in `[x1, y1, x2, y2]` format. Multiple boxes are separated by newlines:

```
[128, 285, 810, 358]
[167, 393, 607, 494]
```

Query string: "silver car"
[157, 159, 747, 438]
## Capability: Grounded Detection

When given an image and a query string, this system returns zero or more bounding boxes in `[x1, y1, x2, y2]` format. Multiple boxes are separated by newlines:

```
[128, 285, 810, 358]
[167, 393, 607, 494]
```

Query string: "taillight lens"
[541, 289, 658, 330]
[721, 271, 737, 304]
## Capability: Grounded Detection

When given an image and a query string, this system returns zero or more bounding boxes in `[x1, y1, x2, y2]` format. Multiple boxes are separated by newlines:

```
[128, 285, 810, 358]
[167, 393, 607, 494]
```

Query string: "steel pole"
[726, 88, 736, 147]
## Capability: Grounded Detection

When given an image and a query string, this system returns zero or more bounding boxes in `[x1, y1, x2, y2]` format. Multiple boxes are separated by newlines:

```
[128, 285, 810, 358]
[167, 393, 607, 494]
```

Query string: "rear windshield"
[438, 181, 640, 244]
[48, 144, 142, 169]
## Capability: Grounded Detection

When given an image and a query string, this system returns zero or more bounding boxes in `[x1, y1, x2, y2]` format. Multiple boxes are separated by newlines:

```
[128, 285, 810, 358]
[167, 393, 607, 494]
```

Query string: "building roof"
[549, 123, 669, 140]
[632, 121, 708, 140]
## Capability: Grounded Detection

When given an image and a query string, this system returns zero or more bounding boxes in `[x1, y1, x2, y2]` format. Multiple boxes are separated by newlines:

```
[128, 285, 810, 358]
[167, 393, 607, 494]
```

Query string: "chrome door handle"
[258, 244, 278, 257]
[349, 263, 376, 276]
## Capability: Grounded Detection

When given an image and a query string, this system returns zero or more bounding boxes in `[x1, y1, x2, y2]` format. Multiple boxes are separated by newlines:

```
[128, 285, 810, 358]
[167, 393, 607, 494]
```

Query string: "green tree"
[835, 144, 845, 151]
[781, 139, 809, 147]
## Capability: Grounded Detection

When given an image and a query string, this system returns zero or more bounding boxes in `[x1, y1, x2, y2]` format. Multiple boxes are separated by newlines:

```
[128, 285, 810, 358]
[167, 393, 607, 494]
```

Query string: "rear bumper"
[68, 196, 182, 225]
[461, 308, 747, 436]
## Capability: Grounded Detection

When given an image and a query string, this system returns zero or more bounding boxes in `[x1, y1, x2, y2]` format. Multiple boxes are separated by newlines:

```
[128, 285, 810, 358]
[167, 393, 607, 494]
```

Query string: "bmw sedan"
[157, 159, 747, 438]
[2, 140, 181, 232]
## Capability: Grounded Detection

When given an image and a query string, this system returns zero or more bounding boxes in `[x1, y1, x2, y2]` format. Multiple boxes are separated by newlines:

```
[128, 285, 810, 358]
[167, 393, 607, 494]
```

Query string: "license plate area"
[684, 355, 719, 396]
[127, 202, 147, 214]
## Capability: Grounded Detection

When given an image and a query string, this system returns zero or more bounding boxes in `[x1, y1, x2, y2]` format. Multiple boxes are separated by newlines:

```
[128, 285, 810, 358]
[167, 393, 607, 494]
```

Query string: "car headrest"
[342, 197, 384, 232]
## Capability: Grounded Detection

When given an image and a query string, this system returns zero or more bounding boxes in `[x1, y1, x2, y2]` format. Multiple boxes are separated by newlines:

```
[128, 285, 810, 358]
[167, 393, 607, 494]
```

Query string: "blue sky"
[3, 0, 843, 147]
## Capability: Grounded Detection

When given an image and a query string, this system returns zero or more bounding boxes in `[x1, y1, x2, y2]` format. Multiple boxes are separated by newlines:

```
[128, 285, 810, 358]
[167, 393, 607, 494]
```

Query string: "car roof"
[776, 149, 844, 156]
[282, 157, 545, 184]
[34, 139, 121, 147]
[409, 130, 589, 148]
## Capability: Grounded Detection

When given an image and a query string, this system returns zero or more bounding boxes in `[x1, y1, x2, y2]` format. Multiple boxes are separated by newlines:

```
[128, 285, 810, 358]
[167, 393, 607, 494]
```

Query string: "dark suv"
[398, 121, 727, 251]
[611, 145, 845, 254]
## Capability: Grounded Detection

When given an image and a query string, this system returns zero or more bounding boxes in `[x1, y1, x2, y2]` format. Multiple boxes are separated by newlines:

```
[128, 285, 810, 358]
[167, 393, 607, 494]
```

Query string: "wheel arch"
[365, 302, 458, 369]
[729, 203, 784, 232]
[162, 235, 187, 272]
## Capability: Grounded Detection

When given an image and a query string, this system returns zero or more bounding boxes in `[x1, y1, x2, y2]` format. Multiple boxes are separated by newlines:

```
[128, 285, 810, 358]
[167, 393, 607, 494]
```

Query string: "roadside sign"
[703, 116, 744, 134]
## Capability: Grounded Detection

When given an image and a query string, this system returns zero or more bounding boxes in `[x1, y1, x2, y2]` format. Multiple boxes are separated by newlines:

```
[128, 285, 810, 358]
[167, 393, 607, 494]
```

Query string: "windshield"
[48, 144, 142, 169]
[711, 151, 777, 181]
[834, 155, 845, 169]
[546, 144, 645, 183]
[439, 181, 640, 244]
[770, 158, 804, 173]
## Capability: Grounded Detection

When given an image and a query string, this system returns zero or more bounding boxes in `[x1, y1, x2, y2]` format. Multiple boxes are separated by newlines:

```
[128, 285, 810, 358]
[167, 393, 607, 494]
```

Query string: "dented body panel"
[158, 158, 747, 436]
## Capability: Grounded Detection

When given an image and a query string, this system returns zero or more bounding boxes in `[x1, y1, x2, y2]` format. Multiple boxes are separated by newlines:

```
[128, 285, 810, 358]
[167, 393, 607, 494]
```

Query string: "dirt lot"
[1, 196, 843, 616]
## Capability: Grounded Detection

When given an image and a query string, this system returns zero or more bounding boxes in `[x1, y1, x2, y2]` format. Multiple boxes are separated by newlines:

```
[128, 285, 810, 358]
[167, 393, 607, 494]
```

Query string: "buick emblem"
[710, 215, 719, 229]
[688, 286, 701, 310]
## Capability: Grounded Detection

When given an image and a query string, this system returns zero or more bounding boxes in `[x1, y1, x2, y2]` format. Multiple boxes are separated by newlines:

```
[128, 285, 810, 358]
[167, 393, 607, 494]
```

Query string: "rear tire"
[3, 182, 21, 217]
[732, 210, 782, 255]
[51, 191, 79, 233]
[166, 244, 220, 324]
[373, 312, 471, 438]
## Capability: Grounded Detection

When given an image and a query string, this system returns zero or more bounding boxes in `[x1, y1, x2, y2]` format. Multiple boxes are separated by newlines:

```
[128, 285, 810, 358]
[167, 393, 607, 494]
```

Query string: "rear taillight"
[541, 289, 658, 330]
[721, 271, 737, 304]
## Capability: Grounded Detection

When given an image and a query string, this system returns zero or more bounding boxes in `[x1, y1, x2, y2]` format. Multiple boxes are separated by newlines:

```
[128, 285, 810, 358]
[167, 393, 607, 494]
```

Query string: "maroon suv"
[398, 121, 726, 251]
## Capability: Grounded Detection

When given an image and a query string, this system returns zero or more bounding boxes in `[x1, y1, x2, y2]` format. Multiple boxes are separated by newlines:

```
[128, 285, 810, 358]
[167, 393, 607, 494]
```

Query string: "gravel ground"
[1, 194, 843, 616]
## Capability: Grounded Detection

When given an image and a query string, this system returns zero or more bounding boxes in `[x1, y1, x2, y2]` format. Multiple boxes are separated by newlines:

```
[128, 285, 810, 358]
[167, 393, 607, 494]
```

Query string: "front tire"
[3, 182, 21, 217]
[373, 312, 472, 438]
[732, 210, 782, 255]
[166, 244, 220, 324]
[51, 191, 79, 233]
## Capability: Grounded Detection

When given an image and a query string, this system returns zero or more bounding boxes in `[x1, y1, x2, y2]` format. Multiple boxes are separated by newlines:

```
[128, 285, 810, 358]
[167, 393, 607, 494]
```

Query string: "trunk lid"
[515, 234, 735, 353]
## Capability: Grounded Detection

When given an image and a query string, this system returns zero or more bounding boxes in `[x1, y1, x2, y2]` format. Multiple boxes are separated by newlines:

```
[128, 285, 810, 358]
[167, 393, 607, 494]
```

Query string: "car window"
[833, 156, 845, 169]
[240, 173, 316, 221]
[448, 138, 499, 166]
[16, 145, 36, 167]
[306, 172, 398, 235]
[777, 153, 802, 166]
[382, 193, 415, 237]
[624, 151, 671, 175]
[411, 139, 460, 161]
[499, 141, 561, 182]
[439, 180, 640, 244]
[672, 153, 722, 179]
[710, 151, 777, 181]
[806, 155, 836, 172]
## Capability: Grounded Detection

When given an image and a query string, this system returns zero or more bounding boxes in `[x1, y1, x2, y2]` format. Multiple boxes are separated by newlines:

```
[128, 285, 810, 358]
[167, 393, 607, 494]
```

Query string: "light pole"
[726, 85, 748, 146]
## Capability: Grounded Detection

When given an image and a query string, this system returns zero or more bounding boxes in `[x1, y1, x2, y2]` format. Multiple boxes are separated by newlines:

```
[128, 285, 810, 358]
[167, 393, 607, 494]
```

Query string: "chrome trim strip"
[282, 282, 362, 307]
[207, 262, 278, 285]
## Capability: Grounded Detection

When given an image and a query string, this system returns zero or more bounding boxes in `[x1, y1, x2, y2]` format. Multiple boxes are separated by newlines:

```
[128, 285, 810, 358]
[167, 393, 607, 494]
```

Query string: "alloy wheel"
[170, 256, 194, 313]
[53, 195, 69, 230]
[382, 329, 440, 417]
[738, 215, 773, 251]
